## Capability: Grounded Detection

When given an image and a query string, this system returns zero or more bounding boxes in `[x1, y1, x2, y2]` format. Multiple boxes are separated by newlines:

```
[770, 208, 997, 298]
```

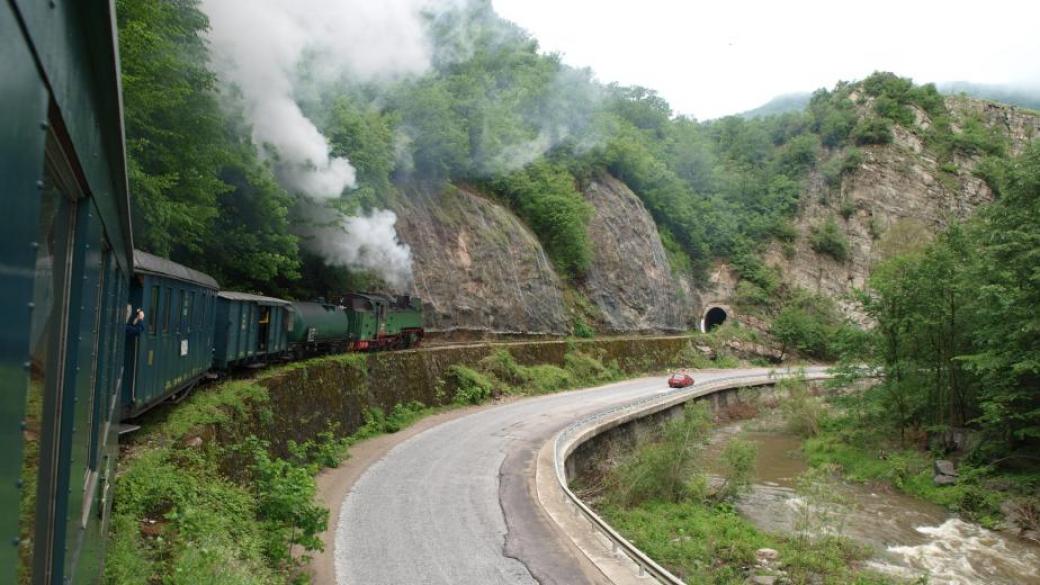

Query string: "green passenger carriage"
[213, 291, 292, 369]
[121, 251, 219, 418]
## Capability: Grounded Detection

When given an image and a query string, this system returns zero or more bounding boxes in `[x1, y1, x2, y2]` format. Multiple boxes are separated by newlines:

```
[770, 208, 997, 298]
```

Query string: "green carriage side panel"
[343, 293, 423, 340]
[0, 6, 50, 582]
[3, 1, 134, 582]
[213, 292, 292, 369]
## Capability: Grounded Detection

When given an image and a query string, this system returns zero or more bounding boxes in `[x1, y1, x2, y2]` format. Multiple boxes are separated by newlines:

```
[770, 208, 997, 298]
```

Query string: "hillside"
[116, 0, 1040, 346]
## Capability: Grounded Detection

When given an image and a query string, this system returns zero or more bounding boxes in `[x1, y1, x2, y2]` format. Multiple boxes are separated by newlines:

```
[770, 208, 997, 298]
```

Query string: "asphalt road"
[335, 368, 804, 585]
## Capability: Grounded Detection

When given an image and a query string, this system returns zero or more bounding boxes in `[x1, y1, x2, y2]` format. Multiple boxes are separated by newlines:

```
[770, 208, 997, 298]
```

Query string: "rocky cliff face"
[394, 176, 698, 336]
[754, 97, 1039, 322]
[393, 184, 568, 336]
[396, 97, 1038, 334]
[578, 174, 694, 332]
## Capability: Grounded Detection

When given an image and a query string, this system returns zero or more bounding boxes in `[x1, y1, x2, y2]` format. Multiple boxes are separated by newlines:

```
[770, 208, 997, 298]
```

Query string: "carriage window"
[148, 285, 159, 335]
[19, 132, 79, 584]
[177, 291, 186, 333]
[162, 287, 172, 333]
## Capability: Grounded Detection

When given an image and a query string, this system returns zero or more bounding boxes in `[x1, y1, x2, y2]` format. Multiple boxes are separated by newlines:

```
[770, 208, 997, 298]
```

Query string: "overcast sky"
[491, 0, 1040, 120]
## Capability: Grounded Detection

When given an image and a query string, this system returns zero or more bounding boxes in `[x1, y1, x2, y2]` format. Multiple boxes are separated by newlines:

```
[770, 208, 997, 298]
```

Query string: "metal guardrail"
[551, 368, 834, 584]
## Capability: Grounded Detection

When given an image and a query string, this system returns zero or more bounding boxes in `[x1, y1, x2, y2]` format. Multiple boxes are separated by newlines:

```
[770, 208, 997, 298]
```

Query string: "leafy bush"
[851, 116, 894, 145]
[873, 94, 915, 126]
[780, 373, 825, 437]
[523, 364, 574, 394]
[770, 292, 844, 360]
[564, 350, 620, 384]
[490, 161, 594, 277]
[572, 315, 594, 338]
[447, 365, 496, 404]
[715, 438, 757, 502]
[809, 217, 850, 261]
[608, 402, 713, 506]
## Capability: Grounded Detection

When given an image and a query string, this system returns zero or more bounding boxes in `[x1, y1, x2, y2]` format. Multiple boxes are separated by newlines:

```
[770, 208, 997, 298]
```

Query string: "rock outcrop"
[579, 174, 694, 332]
[394, 183, 568, 335]
[757, 97, 1040, 322]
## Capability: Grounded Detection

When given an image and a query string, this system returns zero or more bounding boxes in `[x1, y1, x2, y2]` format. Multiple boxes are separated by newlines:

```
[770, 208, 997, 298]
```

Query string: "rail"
[550, 367, 834, 584]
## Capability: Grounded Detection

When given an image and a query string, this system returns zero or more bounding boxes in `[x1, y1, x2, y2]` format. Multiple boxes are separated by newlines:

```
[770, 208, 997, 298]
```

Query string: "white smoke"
[306, 210, 414, 291]
[199, 0, 450, 288]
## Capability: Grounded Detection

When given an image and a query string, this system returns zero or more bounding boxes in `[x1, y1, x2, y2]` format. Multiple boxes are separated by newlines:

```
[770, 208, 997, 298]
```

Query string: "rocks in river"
[933, 459, 958, 486]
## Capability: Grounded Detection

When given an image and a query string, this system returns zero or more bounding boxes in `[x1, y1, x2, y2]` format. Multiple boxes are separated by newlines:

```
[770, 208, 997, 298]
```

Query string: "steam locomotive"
[1, 3, 421, 583]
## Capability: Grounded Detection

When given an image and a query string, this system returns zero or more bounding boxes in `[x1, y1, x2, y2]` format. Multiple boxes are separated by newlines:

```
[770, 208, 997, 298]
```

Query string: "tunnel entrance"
[703, 307, 728, 332]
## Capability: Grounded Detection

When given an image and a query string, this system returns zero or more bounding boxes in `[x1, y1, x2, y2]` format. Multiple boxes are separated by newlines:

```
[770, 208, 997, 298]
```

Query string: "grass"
[798, 387, 1040, 531]
[601, 501, 893, 585]
[802, 430, 1034, 529]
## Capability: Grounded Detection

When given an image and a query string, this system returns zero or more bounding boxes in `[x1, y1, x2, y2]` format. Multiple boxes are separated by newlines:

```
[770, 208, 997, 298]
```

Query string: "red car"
[668, 371, 695, 388]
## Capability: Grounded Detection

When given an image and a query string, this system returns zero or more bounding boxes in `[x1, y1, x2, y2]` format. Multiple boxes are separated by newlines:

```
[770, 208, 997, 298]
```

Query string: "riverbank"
[802, 393, 1040, 539]
[576, 391, 899, 585]
[576, 374, 1040, 584]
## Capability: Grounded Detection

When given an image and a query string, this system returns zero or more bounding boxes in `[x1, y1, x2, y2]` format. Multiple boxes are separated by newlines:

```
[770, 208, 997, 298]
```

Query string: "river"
[708, 425, 1040, 584]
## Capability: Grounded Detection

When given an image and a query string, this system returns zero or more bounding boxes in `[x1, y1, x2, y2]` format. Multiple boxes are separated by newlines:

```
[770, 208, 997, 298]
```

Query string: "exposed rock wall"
[756, 97, 1040, 322]
[579, 174, 694, 332]
[393, 97, 1038, 332]
[394, 177, 698, 336]
[394, 183, 568, 335]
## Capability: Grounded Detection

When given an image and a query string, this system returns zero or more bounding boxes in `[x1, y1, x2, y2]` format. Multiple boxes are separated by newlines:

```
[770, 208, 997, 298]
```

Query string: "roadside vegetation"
[584, 399, 898, 584]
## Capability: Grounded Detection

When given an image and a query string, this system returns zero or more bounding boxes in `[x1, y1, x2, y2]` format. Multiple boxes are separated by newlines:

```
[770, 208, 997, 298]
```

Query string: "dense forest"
[118, 0, 1037, 458]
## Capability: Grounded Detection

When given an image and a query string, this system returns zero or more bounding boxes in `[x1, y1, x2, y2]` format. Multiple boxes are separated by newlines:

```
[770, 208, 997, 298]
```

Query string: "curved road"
[335, 368, 813, 585]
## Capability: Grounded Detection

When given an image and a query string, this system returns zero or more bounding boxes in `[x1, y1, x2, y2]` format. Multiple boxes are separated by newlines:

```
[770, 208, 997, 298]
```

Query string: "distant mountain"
[737, 92, 812, 119]
[937, 82, 1040, 111]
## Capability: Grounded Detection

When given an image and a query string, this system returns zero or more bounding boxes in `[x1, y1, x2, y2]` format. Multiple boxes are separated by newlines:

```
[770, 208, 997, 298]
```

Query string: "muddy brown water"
[708, 427, 1040, 584]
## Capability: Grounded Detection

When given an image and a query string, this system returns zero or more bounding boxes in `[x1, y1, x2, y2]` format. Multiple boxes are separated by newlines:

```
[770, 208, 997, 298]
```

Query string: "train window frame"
[148, 285, 159, 335]
[162, 287, 172, 334]
[24, 124, 84, 583]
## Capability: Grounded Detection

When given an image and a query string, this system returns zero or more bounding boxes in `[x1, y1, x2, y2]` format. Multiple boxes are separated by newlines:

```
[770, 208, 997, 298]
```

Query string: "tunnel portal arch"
[701, 305, 729, 332]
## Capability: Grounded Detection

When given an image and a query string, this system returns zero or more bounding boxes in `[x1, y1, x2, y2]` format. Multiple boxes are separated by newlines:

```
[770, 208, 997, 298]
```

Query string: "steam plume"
[306, 210, 414, 291]
[200, 0, 443, 288]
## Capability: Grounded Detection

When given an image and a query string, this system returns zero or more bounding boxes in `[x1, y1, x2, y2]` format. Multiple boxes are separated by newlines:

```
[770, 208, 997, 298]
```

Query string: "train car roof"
[133, 250, 219, 290]
[218, 291, 291, 306]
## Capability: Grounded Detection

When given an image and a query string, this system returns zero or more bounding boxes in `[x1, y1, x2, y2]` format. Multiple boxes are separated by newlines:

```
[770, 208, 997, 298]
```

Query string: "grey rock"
[933, 473, 958, 486]
[755, 547, 780, 562]
[751, 576, 777, 585]
[579, 173, 695, 332]
[934, 459, 957, 477]
[394, 184, 569, 336]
